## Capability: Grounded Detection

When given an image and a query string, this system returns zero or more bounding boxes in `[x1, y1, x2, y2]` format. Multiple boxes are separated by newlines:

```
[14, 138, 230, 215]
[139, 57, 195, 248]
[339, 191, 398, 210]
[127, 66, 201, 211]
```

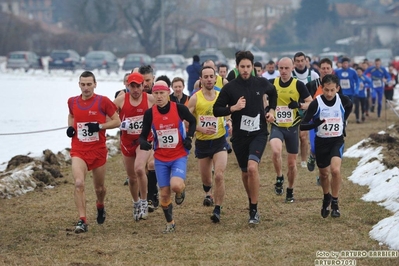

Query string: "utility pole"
[161, 0, 165, 55]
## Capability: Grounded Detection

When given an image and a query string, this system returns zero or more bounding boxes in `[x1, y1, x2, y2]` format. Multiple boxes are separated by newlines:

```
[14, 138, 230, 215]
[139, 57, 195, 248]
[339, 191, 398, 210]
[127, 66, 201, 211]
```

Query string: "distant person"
[193, 59, 228, 93]
[67, 71, 121, 233]
[218, 64, 228, 79]
[300, 74, 353, 218]
[170, 77, 190, 106]
[384, 65, 398, 102]
[262, 60, 280, 79]
[114, 73, 130, 99]
[356, 67, 372, 123]
[139, 80, 196, 233]
[364, 58, 391, 118]
[334, 57, 359, 103]
[155, 75, 171, 88]
[254, 62, 263, 77]
[186, 55, 201, 95]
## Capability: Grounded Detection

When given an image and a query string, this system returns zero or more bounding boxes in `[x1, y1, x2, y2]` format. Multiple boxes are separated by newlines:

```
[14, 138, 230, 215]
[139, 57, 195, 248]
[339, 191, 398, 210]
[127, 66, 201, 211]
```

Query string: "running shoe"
[331, 200, 341, 218]
[133, 201, 141, 221]
[301, 161, 307, 168]
[316, 176, 320, 186]
[248, 210, 260, 225]
[175, 189, 186, 205]
[148, 200, 155, 213]
[140, 200, 148, 220]
[203, 195, 214, 206]
[307, 154, 316, 172]
[163, 223, 176, 234]
[210, 209, 221, 223]
[74, 220, 88, 234]
[96, 207, 106, 224]
[274, 176, 284, 195]
[321, 194, 331, 218]
[123, 177, 129, 186]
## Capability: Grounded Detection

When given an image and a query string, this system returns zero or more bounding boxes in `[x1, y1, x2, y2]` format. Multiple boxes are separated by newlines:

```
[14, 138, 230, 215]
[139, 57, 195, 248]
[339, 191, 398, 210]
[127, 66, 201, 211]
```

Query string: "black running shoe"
[210, 210, 221, 223]
[307, 154, 316, 172]
[248, 210, 260, 225]
[97, 207, 106, 224]
[331, 200, 340, 218]
[203, 195, 214, 206]
[74, 220, 88, 234]
[175, 189, 186, 205]
[274, 176, 284, 195]
[321, 194, 331, 218]
[123, 177, 129, 186]
[148, 200, 155, 213]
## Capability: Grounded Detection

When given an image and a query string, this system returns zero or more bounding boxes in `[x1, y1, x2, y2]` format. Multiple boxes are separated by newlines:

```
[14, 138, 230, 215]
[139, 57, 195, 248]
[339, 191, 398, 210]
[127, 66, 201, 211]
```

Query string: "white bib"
[240, 114, 260, 132]
[199, 115, 218, 132]
[157, 128, 179, 148]
[275, 106, 293, 123]
[340, 79, 350, 89]
[77, 122, 99, 142]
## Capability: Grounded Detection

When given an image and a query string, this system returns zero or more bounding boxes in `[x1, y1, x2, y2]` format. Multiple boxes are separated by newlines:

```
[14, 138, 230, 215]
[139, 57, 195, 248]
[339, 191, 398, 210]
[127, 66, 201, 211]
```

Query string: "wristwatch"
[99, 124, 103, 130]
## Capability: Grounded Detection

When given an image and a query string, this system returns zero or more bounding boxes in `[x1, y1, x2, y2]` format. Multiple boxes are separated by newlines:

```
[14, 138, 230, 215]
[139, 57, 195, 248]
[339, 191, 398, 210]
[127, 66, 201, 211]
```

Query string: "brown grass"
[0, 106, 398, 266]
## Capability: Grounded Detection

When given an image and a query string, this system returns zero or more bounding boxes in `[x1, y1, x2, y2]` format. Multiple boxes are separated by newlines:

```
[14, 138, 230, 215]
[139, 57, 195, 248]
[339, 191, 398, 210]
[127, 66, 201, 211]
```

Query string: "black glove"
[66, 126, 76, 138]
[139, 138, 152, 151]
[313, 117, 325, 127]
[288, 98, 301, 109]
[183, 137, 192, 150]
[85, 122, 100, 133]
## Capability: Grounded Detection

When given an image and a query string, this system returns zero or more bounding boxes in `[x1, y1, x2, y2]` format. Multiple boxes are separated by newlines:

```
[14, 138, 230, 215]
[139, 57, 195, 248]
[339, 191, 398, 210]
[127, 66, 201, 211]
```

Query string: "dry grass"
[0, 106, 398, 266]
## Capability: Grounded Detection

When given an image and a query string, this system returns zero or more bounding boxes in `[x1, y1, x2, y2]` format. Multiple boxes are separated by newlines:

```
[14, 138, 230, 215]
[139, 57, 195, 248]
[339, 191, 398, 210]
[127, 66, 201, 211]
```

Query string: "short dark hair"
[200, 66, 216, 77]
[321, 74, 340, 86]
[172, 77, 185, 87]
[235, 51, 254, 66]
[319, 58, 333, 67]
[155, 75, 171, 87]
[193, 55, 200, 62]
[294, 52, 306, 60]
[341, 57, 350, 63]
[218, 64, 228, 71]
[139, 65, 154, 75]
[254, 61, 262, 68]
[80, 71, 96, 83]
[266, 60, 275, 65]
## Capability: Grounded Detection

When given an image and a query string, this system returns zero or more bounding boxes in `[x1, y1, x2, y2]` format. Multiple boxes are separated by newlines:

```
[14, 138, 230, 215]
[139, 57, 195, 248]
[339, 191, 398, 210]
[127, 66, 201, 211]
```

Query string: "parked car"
[48, 49, 81, 72]
[6, 51, 43, 72]
[83, 51, 119, 74]
[153, 54, 186, 71]
[199, 48, 227, 66]
[122, 53, 152, 71]
[318, 51, 346, 63]
[365, 48, 393, 67]
[252, 51, 271, 67]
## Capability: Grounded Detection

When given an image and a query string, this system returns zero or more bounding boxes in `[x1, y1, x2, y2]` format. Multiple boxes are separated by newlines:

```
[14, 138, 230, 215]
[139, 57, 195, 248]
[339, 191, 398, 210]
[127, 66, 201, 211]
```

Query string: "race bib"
[317, 118, 342, 137]
[156, 128, 179, 148]
[275, 106, 293, 123]
[126, 115, 143, 135]
[340, 79, 350, 89]
[77, 122, 99, 142]
[372, 79, 382, 88]
[240, 114, 260, 132]
[199, 115, 218, 132]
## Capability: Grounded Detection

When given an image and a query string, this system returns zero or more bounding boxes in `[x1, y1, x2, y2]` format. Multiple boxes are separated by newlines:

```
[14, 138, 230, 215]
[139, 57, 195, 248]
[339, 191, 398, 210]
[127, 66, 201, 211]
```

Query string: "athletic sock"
[79, 217, 87, 223]
[203, 184, 212, 193]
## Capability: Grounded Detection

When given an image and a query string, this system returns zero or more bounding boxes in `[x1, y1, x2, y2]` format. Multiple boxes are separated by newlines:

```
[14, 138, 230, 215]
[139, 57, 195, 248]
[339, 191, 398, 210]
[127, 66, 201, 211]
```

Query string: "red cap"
[127, 72, 143, 84]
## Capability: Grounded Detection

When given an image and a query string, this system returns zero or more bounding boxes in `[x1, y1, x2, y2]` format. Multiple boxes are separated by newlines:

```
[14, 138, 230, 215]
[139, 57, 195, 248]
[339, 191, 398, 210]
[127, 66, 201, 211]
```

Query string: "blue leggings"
[371, 88, 384, 117]
[309, 128, 316, 155]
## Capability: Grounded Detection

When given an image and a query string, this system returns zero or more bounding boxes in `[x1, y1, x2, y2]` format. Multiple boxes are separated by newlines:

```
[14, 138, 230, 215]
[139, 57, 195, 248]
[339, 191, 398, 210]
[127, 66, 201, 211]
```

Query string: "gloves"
[139, 138, 152, 151]
[288, 98, 301, 109]
[313, 117, 325, 127]
[66, 126, 76, 138]
[85, 122, 100, 133]
[183, 137, 192, 150]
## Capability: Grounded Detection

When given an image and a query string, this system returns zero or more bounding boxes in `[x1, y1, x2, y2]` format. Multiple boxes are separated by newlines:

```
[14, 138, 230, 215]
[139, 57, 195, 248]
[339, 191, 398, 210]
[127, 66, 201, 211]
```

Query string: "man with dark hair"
[254, 62, 263, 77]
[262, 60, 279, 79]
[334, 57, 359, 103]
[218, 64, 228, 79]
[138, 65, 159, 212]
[155, 75, 171, 88]
[186, 55, 201, 95]
[67, 71, 121, 233]
[292, 51, 319, 169]
[213, 51, 277, 225]
[300, 74, 353, 218]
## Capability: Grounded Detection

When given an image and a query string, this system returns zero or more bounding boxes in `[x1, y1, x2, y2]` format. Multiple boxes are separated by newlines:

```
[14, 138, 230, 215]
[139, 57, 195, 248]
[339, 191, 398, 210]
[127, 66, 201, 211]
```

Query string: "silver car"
[6, 51, 43, 72]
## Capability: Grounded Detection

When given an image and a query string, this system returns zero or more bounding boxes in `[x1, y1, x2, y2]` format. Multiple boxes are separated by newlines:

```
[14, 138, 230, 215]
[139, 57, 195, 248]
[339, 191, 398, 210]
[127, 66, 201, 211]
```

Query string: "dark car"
[199, 48, 227, 66]
[48, 49, 81, 72]
[83, 51, 119, 74]
[6, 51, 43, 72]
[122, 53, 152, 71]
[153, 54, 186, 71]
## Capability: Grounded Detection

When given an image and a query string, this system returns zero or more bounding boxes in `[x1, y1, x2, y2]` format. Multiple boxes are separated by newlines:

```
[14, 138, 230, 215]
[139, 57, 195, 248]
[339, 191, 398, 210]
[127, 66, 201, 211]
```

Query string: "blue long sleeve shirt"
[334, 67, 360, 97]
[358, 75, 372, 98]
[363, 66, 391, 90]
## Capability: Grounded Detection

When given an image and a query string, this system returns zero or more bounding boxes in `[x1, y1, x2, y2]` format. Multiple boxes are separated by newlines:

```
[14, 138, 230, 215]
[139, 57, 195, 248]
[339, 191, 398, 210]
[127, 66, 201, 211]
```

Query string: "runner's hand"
[288, 98, 301, 109]
[183, 137, 192, 150]
[85, 122, 100, 133]
[66, 126, 75, 138]
[139, 138, 152, 151]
